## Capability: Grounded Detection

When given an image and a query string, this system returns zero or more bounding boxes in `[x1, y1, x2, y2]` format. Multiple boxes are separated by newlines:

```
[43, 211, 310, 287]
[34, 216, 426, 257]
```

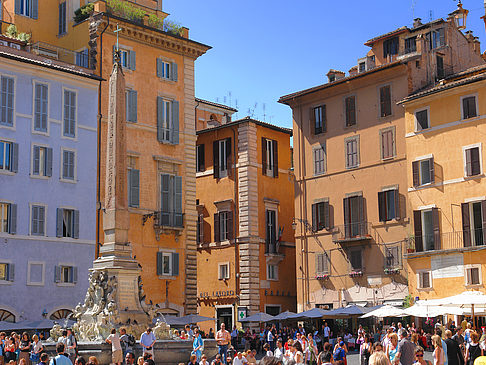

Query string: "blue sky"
[164, 0, 486, 130]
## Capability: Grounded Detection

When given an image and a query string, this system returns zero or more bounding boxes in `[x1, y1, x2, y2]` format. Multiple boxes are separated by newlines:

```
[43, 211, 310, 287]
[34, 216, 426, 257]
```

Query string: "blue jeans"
[218, 344, 228, 363]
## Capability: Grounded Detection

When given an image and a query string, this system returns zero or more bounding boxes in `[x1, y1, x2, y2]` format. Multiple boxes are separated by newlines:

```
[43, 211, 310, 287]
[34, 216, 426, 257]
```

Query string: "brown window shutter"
[273, 140, 278, 178]
[462, 203, 471, 247]
[429, 158, 435, 183]
[465, 148, 472, 176]
[310, 107, 316, 135]
[199, 214, 204, 244]
[262, 137, 267, 175]
[357, 195, 364, 228]
[311, 204, 317, 232]
[324, 201, 330, 230]
[213, 141, 220, 179]
[214, 213, 220, 242]
[378, 191, 386, 222]
[227, 210, 233, 240]
[226, 138, 232, 178]
[394, 189, 400, 220]
[413, 210, 423, 252]
[471, 147, 480, 176]
[381, 132, 387, 159]
[412, 161, 419, 187]
[432, 207, 440, 250]
[482, 200, 486, 245]
[343, 197, 351, 238]
[322, 105, 327, 132]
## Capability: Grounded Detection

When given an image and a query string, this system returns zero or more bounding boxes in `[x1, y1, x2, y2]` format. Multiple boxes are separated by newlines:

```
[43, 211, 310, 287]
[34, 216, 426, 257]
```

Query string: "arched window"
[49, 309, 73, 320]
[0, 309, 16, 323]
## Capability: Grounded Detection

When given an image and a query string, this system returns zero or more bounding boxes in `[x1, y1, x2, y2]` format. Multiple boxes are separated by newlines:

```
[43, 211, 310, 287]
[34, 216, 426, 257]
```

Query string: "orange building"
[2, 0, 210, 315]
[195, 100, 296, 330]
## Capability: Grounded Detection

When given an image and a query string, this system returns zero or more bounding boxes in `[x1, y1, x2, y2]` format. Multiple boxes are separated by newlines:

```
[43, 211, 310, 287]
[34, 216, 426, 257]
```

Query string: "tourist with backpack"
[334, 341, 347, 365]
[120, 328, 135, 361]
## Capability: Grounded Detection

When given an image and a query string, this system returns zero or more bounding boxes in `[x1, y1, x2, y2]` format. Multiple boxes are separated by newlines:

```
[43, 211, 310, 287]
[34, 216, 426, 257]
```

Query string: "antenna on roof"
[235, 99, 238, 119]
[429, 10, 433, 21]
[263, 103, 266, 122]
[411, 0, 417, 23]
[223, 96, 227, 104]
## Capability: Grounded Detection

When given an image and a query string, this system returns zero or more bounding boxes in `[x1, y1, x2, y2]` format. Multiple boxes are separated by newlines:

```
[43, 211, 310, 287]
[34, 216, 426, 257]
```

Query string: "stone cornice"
[102, 16, 210, 59]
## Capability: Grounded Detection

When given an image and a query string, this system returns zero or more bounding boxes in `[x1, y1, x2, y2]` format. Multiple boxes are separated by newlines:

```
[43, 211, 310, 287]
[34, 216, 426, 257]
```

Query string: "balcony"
[153, 211, 184, 240]
[31, 42, 91, 69]
[332, 222, 372, 244]
[406, 229, 486, 256]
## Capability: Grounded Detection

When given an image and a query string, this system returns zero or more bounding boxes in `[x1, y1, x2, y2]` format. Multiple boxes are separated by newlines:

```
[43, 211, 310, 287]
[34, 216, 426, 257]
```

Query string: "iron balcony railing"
[31, 42, 91, 69]
[407, 229, 486, 253]
[265, 240, 282, 255]
[154, 211, 184, 229]
[332, 222, 373, 243]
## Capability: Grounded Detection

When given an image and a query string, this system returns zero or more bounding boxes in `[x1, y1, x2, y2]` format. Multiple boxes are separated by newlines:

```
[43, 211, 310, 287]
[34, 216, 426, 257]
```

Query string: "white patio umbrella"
[360, 305, 406, 318]
[403, 303, 467, 318]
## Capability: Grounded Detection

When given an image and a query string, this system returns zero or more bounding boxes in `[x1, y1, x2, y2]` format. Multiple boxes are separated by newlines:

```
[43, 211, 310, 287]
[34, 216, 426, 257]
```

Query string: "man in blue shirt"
[140, 328, 156, 359]
[49, 343, 72, 365]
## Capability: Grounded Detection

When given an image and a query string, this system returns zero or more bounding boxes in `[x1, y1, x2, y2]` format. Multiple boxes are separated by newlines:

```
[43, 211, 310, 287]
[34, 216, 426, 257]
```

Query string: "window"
[379, 85, 392, 117]
[0, 140, 18, 172]
[125, 89, 137, 123]
[415, 108, 430, 131]
[383, 37, 399, 58]
[345, 96, 356, 126]
[461, 201, 486, 247]
[349, 248, 363, 271]
[196, 144, 205, 172]
[404, 37, 417, 54]
[31, 205, 46, 236]
[384, 245, 400, 269]
[466, 266, 481, 286]
[413, 208, 440, 252]
[345, 136, 359, 169]
[114, 47, 136, 70]
[311, 105, 326, 135]
[214, 210, 232, 242]
[412, 157, 434, 186]
[436, 55, 445, 80]
[464, 145, 481, 177]
[417, 271, 432, 289]
[27, 262, 44, 286]
[213, 138, 231, 179]
[428, 28, 445, 49]
[313, 144, 326, 175]
[312, 201, 330, 231]
[197, 213, 204, 244]
[34, 83, 48, 132]
[32, 146, 52, 177]
[56, 208, 79, 238]
[0, 202, 16, 234]
[58, 2, 66, 35]
[358, 62, 366, 73]
[262, 138, 278, 177]
[0, 263, 14, 282]
[378, 188, 399, 222]
[62, 150, 75, 180]
[156, 251, 179, 276]
[159, 174, 183, 228]
[380, 127, 395, 159]
[63, 90, 76, 137]
[267, 264, 278, 280]
[315, 252, 330, 274]
[76, 49, 89, 68]
[343, 195, 365, 238]
[128, 168, 140, 208]
[55, 265, 77, 284]
[157, 97, 179, 144]
[156, 59, 177, 81]
[219, 263, 230, 280]
[15, 0, 38, 18]
[462, 95, 477, 120]
[0, 76, 14, 126]
[266, 209, 277, 253]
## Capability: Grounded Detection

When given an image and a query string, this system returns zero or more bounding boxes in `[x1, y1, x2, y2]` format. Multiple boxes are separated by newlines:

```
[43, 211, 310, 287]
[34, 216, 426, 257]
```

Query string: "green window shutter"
[171, 100, 179, 144]
[56, 208, 63, 237]
[129, 169, 140, 207]
[156, 252, 163, 275]
[54, 266, 61, 283]
[8, 204, 17, 234]
[171, 252, 179, 276]
[156, 59, 162, 78]
[157, 97, 165, 142]
[171, 62, 178, 81]
[46, 148, 53, 177]
[72, 267, 78, 283]
[33, 146, 40, 175]
[7, 264, 14, 282]
[129, 51, 136, 70]
[73, 210, 80, 239]
[11, 143, 18, 173]
[160, 174, 170, 226]
[32, 0, 38, 19]
[174, 176, 182, 227]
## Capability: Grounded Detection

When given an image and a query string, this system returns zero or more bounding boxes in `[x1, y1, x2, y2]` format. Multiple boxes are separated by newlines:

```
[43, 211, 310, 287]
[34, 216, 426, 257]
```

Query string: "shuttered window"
[466, 267, 481, 286]
[159, 174, 183, 228]
[343, 195, 365, 238]
[349, 249, 363, 271]
[378, 189, 399, 222]
[156, 59, 178, 81]
[428, 28, 445, 49]
[436, 55, 445, 80]
[34, 83, 48, 132]
[32, 146, 53, 177]
[114, 48, 136, 70]
[219, 263, 230, 280]
[462, 96, 477, 120]
[345, 96, 356, 127]
[125, 89, 137, 123]
[56, 208, 79, 239]
[345, 136, 359, 168]
[213, 138, 231, 179]
[312, 201, 330, 231]
[384, 245, 400, 269]
[415, 109, 429, 131]
[15, 0, 38, 18]
[128, 168, 140, 208]
[418, 271, 431, 289]
[313, 144, 326, 175]
[62, 150, 75, 180]
[262, 138, 278, 177]
[58, 2, 67, 35]
[196, 144, 205, 172]
[0, 140, 18, 173]
[196, 213, 204, 245]
[315, 252, 330, 274]
[156, 252, 179, 276]
[157, 97, 179, 144]
[379, 85, 392, 117]
[380, 128, 395, 159]
[265, 209, 277, 253]
[0, 76, 14, 126]
[412, 158, 434, 186]
[461, 201, 486, 248]
[464, 146, 481, 177]
[214, 210, 233, 242]
[31, 205, 46, 236]
[55, 265, 77, 284]
[0, 263, 15, 282]
[0, 203, 16, 234]
[311, 105, 326, 135]
[413, 208, 440, 252]
[63, 90, 76, 137]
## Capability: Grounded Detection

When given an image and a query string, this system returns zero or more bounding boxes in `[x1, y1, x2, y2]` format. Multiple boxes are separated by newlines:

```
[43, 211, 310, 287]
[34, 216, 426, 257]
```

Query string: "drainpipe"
[232, 126, 239, 325]
[95, 16, 110, 259]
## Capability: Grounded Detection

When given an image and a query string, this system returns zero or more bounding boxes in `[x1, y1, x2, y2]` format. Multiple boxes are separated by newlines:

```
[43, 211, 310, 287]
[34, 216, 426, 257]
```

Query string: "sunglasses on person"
[416, 354, 424, 358]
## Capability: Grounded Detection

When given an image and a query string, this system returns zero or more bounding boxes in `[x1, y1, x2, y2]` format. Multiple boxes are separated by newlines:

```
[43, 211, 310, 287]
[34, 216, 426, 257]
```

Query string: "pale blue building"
[0, 44, 99, 323]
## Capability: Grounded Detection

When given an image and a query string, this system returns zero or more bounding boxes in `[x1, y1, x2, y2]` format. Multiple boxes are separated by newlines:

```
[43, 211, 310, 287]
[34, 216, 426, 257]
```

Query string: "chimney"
[413, 18, 423, 28]
[327, 69, 345, 83]
[465, 30, 475, 42]
[348, 66, 358, 77]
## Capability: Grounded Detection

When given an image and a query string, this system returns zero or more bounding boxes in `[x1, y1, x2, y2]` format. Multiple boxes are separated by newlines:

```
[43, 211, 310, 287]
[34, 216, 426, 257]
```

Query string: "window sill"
[30, 233, 46, 237]
[0, 124, 15, 130]
[0, 281, 13, 285]
[218, 277, 230, 281]
[56, 282, 76, 287]
[266, 278, 279, 282]
[464, 174, 485, 181]
[417, 287, 433, 292]
[158, 275, 176, 280]
[381, 156, 396, 161]
[32, 129, 49, 136]
[60, 178, 77, 184]
[27, 282, 45, 286]
[345, 165, 360, 170]
[61, 135, 77, 141]
[0, 170, 15, 176]
[465, 283, 483, 289]
[157, 77, 177, 83]
[30, 174, 50, 180]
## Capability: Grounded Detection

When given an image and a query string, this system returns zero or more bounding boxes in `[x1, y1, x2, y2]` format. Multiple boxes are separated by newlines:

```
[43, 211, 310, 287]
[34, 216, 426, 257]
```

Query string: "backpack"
[127, 334, 136, 347]
[333, 348, 344, 361]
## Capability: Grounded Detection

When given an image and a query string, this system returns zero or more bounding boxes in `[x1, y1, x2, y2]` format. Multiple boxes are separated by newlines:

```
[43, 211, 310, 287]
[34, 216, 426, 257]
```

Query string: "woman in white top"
[31, 335, 43, 365]
[263, 343, 273, 357]
[431, 335, 444, 365]
[199, 354, 210, 365]
[295, 351, 305, 365]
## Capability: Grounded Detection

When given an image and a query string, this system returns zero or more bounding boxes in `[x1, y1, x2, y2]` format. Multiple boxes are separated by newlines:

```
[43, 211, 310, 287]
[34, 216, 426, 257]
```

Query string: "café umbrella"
[292, 308, 331, 319]
[239, 312, 275, 323]
[360, 305, 406, 318]
[273, 311, 298, 321]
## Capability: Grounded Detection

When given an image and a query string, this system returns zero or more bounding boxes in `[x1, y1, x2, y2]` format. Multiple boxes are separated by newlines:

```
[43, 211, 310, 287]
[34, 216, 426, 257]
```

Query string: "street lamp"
[449, 1, 469, 30]
[292, 217, 314, 233]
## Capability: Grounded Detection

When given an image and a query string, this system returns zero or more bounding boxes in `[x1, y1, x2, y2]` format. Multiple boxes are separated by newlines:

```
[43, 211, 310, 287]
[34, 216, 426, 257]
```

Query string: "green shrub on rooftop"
[74, 3, 94, 23]
[107, 0, 146, 23]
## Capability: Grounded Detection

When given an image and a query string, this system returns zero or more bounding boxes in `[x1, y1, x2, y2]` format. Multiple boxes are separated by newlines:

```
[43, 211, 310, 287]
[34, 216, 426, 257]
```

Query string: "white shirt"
[268, 331, 274, 342]
[232, 357, 247, 365]
[275, 347, 284, 360]
[266, 350, 273, 357]
[107, 333, 122, 351]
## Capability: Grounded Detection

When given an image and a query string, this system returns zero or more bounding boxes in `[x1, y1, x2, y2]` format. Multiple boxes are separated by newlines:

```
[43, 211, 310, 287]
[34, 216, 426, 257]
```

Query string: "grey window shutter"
[129, 51, 136, 70]
[343, 197, 350, 237]
[31, 206, 38, 234]
[56, 208, 63, 237]
[214, 213, 220, 242]
[311, 204, 317, 232]
[15, 0, 21, 14]
[160, 174, 170, 226]
[157, 97, 165, 142]
[54, 266, 61, 283]
[227, 210, 233, 240]
[171, 252, 179, 276]
[273, 140, 278, 178]
[413, 210, 423, 252]
[156, 59, 162, 78]
[130, 90, 137, 122]
[156, 252, 163, 275]
[129, 169, 140, 207]
[72, 267, 78, 283]
[462, 203, 471, 247]
[171, 100, 179, 144]
[8, 204, 16, 234]
[429, 158, 435, 183]
[174, 176, 183, 227]
[7, 264, 14, 281]
[323, 201, 330, 229]
[470, 148, 480, 176]
[432, 207, 441, 250]
[33, 146, 40, 175]
[34, 84, 41, 130]
[62, 150, 68, 178]
[394, 189, 400, 220]
[32, 0, 38, 19]
[39, 206, 45, 235]
[412, 161, 419, 187]
[73, 210, 80, 239]
[171, 62, 178, 81]
[46, 147, 53, 177]
[11, 143, 18, 173]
